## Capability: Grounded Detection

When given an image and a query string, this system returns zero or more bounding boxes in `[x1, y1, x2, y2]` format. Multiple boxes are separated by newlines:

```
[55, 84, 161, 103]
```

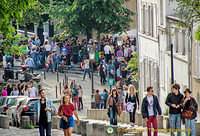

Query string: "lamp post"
[89, 49, 95, 109]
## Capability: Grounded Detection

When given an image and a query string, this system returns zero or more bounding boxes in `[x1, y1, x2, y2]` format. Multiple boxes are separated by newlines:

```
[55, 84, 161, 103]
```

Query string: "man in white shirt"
[104, 43, 111, 63]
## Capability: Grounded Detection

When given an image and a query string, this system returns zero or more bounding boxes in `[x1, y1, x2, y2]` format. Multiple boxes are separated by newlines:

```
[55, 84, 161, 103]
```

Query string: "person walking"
[58, 95, 80, 136]
[62, 84, 71, 97]
[34, 89, 55, 136]
[141, 86, 162, 136]
[103, 89, 108, 109]
[165, 83, 183, 136]
[99, 63, 106, 85]
[25, 55, 35, 73]
[125, 85, 139, 126]
[118, 87, 125, 111]
[72, 85, 79, 111]
[106, 88, 121, 125]
[95, 90, 101, 109]
[181, 88, 198, 136]
[78, 85, 83, 110]
[104, 42, 111, 63]
[82, 58, 91, 80]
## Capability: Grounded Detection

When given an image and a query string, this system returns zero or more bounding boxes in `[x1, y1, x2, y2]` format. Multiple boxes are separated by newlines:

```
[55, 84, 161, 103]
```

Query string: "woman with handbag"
[58, 95, 80, 136]
[106, 88, 121, 125]
[181, 89, 198, 136]
[125, 85, 139, 126]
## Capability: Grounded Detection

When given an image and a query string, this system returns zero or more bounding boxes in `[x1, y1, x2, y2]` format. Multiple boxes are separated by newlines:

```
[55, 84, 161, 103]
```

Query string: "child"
[1, 86, 7, 96]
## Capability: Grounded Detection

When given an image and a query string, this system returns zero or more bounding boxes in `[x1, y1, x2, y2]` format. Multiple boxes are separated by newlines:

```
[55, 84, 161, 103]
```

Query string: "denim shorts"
[59, 116, 75, 129]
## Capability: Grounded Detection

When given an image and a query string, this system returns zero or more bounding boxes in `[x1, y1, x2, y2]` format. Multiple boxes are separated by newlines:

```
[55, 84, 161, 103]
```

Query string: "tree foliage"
[127, 52, 138, 82]
[0, 0, 33, 37]
[49, 0, 134, 38]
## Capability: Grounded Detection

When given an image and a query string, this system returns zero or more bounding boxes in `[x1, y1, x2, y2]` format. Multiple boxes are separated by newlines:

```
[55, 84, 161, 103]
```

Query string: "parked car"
[13, 97, 39, 126]
[0, 96, 19, 114]
[0, 96, 27, 125]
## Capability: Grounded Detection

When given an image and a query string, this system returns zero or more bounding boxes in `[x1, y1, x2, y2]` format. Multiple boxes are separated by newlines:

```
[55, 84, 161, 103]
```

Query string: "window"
[151, 6, 154, 37]
[160, 0, 163, 25]
[143, 5, 146, 33]
[148, 6, 151, 35]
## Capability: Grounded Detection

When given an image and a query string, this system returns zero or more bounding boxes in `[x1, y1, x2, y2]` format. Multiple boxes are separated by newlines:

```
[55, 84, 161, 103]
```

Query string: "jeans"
[110, 108, 118, 125]
[96, 104, 100, 109]
[169, 114, 181, 136]
[29, 67, 34, 73]
[147, 116, 158, 136]
[121, 103, 124, 111]
[73, 96, 79, 110]
[129, 108, 136, 123]
[185, 118, 195, 136]
[100, 75, 106, 84]
[83, 68, 91, 79]
[104, 100, 107, 109]
[39, 121, 51, 136]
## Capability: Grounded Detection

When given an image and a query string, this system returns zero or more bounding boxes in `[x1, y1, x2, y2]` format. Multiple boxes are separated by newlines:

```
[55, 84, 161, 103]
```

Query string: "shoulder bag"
[113, 97, 122, 116]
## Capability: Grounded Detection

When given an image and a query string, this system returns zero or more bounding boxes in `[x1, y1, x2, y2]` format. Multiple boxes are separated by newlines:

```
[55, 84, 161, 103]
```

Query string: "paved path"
[0, 127, 80, 136]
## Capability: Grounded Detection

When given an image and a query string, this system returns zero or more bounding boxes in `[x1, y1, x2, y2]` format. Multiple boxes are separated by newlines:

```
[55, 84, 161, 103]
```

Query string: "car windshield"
[6, 98, 16, 106]
[0, 98, 7, 106]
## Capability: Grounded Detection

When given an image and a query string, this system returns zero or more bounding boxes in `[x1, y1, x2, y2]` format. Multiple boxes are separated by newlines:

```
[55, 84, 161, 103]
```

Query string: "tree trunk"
[86, 29, 92, 42]
[24, 25, 28, 38]
[97, 30, 101, 52]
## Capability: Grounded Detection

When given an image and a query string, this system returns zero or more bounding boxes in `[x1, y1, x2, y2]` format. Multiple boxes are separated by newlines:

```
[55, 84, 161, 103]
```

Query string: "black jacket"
[165, 92, 183, 114]
[125, 93, 139, 108]
[141, 95, 162, 119]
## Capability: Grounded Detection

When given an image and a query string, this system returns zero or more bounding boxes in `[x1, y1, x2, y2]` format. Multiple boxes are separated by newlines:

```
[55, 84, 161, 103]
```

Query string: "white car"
[0, 96, 27, 125]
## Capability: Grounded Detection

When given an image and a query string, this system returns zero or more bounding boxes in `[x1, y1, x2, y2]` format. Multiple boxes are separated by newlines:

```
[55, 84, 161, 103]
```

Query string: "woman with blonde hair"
[106, 88, 121, 125]
[125, 85, 139, 126]
[58, 95, 80, 136]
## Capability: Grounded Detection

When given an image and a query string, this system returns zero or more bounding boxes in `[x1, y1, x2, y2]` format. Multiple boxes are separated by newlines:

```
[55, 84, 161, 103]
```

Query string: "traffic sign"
[117, 50, 123, 57]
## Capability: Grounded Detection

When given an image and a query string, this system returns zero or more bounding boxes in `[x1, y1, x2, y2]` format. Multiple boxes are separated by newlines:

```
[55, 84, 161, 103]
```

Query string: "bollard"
[66, 76, 68, 85]
[57, 71, 59, 82]
[56, 85, 58, 98]
[59, 82, 61, 95]
[63, 79, 64, 86]
[65, 74, 67, 84]
[21, 116, 30, 128]
[44, 70, 46, 80]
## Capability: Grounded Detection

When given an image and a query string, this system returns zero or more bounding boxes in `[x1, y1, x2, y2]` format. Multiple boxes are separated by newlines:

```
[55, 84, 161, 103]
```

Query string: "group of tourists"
[102, 83, 198, 136]
[1, 81, 38, 98]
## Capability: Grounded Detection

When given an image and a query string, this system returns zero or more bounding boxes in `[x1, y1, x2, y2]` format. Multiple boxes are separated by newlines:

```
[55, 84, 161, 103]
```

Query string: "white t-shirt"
[29, 87, 36, 98]
[45, 44, 51, 51]
[78, 89, 82, 98]
[24, 90, 29, 96]
[147, 96, 154, 116]
[104, 45, 111, 54]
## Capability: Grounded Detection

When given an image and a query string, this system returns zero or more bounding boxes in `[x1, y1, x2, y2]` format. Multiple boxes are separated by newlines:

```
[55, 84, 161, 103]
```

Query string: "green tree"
[19, 1, 45, 37]
[0, 0, 33, 37]
[127, 52, 138, 82]
[170, 0, 200, 41]
[49, 0, 134, 45]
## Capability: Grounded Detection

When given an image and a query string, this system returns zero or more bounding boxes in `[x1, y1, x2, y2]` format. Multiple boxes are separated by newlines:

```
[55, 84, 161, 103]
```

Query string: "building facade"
[138, 0, 191, 111]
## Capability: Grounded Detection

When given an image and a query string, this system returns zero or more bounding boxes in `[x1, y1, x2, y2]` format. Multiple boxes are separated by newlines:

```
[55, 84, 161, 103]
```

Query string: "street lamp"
[89, 49, 95, 109]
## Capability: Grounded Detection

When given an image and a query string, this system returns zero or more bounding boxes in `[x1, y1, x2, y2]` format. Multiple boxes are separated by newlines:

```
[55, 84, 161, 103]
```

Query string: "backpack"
[72, 87, 79, 96]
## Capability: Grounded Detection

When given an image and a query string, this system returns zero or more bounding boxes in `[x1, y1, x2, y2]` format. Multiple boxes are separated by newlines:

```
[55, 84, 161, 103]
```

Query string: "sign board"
[43, 32, 48, 36]
[108, 79, 114, 86]
[117, 50, 123, 58]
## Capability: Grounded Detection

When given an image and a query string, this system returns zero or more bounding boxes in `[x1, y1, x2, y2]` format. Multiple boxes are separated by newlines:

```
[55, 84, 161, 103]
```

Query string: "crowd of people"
[97, 83, 198, 136]
[1, 81, 38, 97]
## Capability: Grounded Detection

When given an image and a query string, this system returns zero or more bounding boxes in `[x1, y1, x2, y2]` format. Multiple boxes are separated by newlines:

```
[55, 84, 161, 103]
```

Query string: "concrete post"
[21, 116, 30, 128]
[97, 123, 106, 136]
[92, 123, 99, 136]
[157, 115, 163, 129]
[80, 120, 89, 136]
[0, 115, 9, 129]
[137, 113, 143, 126]
[86, 123, 93, 136]
[75, 119, 81, 134]
[195, 122, 200, 136]
[51, 116, 61, 129]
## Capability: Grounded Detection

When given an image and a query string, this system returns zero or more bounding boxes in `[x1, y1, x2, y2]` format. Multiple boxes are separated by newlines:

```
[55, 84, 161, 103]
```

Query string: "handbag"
[181, 109, 193, 119]
[113, 97, 122, 116]
[60, 105, 68, 122]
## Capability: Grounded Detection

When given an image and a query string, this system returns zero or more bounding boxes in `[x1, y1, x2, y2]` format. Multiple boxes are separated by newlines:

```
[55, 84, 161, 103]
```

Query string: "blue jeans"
[96, 104, 100, 109]
[185, 118, 195, 136]
[83, 69, 91, 79]
[39, 121, 51, 136]
[169, 114, 181, 136]
[110, 109, 117, 125]
[29, 67, 34, 73]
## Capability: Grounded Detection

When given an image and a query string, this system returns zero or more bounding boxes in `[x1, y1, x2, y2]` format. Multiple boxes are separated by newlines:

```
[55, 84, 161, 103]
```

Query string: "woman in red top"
[58, 95, 80, 136]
